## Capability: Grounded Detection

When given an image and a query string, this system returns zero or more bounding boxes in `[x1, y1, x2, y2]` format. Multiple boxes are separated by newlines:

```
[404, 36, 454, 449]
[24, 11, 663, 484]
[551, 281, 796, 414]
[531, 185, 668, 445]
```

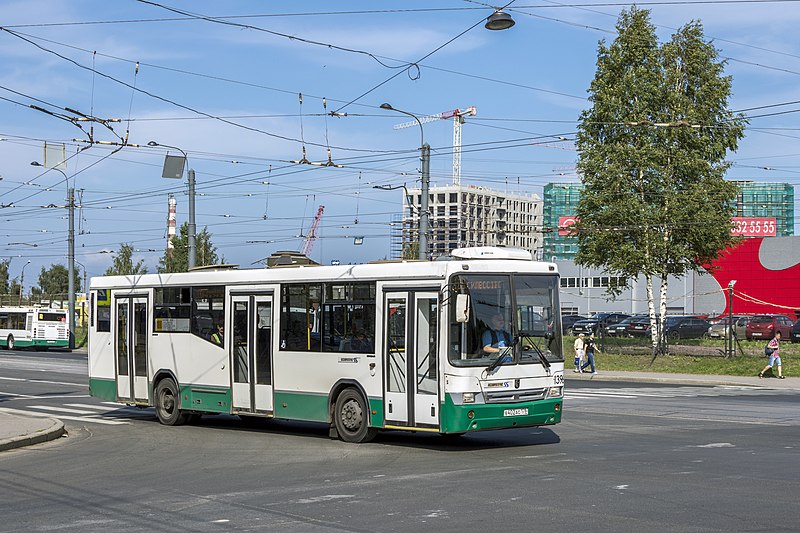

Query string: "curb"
[566, 373, 764, 388]
[0, 418, 66, 452]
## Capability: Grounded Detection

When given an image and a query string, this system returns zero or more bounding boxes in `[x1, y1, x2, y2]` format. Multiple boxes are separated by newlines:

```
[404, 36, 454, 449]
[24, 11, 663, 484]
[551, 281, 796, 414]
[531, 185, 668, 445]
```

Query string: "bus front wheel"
[6, 335, 15, 350]
[334, 388, 377, 443]
[155, 379, 187, 426]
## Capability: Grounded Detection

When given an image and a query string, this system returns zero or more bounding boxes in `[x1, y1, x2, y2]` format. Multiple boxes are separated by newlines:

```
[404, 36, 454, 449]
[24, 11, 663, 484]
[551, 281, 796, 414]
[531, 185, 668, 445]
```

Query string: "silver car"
[709, 315, 752, 339]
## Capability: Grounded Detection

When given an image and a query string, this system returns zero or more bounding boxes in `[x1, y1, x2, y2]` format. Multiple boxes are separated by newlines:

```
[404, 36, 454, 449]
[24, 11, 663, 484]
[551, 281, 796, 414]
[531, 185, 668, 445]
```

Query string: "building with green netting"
[542, 181, 794, 261]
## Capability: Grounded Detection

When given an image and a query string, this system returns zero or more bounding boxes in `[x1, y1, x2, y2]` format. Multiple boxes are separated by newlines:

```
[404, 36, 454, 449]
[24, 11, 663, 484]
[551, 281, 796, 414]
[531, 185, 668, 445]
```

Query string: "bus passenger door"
[230, 294, 274, 415]
[115, 296, 149, 404]
[383, 291, 440, 428]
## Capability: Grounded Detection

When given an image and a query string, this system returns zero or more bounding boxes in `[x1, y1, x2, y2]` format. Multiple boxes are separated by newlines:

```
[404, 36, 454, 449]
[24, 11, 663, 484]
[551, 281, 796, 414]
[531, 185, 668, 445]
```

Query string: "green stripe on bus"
[179, 385, 230, 413]
[273, 391, 384, 427]
[274, 390, 329, 422]
[89, 377, 117, 401]
[441, 394, 562, 434]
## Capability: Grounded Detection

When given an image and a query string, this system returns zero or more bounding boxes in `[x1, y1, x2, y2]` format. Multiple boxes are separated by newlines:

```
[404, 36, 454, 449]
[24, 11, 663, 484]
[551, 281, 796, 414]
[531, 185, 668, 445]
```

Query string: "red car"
[745, 315, 794, 340]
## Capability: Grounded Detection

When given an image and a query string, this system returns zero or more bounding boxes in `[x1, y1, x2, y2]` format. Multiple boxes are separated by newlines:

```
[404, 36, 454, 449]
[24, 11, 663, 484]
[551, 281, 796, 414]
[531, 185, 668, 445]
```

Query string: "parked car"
[708, 316, 745, 339]
[561, 314, 587, 335]
[746, 314, 794, 340]
[572, 313, 630, 335]
[628, 317, 654, 337]
[792, 320, 800, 343]
[732, 316, 754, 339]
[605, 315, 646, 336]
[663, 316, 712, 340]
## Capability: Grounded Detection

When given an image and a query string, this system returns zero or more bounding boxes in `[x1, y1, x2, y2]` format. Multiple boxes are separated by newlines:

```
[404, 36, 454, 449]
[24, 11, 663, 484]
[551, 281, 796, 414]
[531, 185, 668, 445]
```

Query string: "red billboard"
[731, 217, 777, 237]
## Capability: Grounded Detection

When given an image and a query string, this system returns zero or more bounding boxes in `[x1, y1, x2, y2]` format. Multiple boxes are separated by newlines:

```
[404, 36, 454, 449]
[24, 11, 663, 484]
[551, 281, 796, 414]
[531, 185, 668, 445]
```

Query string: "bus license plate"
[503, 408, 528, 417]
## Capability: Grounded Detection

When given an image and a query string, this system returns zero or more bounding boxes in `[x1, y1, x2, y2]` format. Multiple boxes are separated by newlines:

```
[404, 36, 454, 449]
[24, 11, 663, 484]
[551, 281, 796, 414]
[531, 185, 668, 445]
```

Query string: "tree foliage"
[158, 222, 221, 273]
[105, 243, 148, 276]
[0, 259, 9, 294]
[37, 263, 82, 295]
[575, 8, 746, 350]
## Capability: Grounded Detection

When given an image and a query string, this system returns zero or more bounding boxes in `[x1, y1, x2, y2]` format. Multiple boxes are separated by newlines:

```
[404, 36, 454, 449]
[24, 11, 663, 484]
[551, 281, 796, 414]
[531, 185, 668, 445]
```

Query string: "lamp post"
[380, 103, 430, 260]
[19, 260, 31, 305]
[148, 141, 196, 270]
[31, 161, 75, 348]
[727, 280, 737, 358]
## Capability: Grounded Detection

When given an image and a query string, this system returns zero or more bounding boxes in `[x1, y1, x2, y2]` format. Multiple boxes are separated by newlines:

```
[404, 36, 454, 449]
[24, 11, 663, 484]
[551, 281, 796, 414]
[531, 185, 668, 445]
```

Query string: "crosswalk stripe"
[0, 407, 129, 425]
[30, 405, 98, 415]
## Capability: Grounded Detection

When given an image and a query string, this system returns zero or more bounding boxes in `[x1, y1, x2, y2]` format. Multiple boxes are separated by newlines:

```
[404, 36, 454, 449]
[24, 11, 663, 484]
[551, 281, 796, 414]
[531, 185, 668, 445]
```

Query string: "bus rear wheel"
[334, 388, 377, 443]
[6, 335, 15, 350]
[155, 379, 187, 426]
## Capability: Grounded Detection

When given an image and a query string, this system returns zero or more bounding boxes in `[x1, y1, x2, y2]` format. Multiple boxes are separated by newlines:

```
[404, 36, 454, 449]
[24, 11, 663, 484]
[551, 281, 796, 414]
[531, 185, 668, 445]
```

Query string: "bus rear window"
[38, 312, 66, 322]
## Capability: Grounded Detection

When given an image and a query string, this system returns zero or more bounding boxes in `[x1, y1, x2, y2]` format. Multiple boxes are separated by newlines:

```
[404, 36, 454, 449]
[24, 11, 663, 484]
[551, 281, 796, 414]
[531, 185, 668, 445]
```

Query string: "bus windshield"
[448, 273, 563, 368]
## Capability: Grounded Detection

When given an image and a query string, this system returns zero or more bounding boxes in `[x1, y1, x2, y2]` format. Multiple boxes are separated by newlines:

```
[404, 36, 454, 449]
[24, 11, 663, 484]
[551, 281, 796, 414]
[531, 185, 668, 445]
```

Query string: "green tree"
[0, 259, 9, 294]
[105, 243, 149, 276]
[158, 222, 221, 273]
[37, 263, 82, 296]
[575, 8, 746, 351]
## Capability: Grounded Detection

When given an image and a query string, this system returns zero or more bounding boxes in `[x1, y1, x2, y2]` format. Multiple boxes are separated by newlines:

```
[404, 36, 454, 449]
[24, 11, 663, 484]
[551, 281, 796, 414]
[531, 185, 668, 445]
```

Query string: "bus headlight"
[547, 386, 563, 398]
[463, 392, 476, 404]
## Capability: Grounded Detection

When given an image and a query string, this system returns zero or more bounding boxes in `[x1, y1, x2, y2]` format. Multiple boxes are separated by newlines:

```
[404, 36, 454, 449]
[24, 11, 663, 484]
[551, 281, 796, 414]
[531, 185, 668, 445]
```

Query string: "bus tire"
[334, 388, 377, 443]
[7, 335, 15, 350]
[155, 379, 187, 426]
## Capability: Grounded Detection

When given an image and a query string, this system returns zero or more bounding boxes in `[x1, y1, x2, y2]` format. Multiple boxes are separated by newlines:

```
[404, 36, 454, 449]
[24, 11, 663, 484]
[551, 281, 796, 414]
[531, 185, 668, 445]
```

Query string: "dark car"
[628, 317, 653, 337]
[663, 316, 712, 340]
[745, 314, 794, 340]
[605, 315, 646, 336]
[792, 320, 800, 343]
[561, 314, 587, 335]
[572, 313, 630, 335]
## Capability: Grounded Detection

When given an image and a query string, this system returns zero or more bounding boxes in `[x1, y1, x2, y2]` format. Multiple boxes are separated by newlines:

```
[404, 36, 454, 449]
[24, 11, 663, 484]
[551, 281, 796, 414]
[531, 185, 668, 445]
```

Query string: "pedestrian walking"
[758, 330, 785, 379]
[580, 332, 599, 374]
[573, 333, 585, 372]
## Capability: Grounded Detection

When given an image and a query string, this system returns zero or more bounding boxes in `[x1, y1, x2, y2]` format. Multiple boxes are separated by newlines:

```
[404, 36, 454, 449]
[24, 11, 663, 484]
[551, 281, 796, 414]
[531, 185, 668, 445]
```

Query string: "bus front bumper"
[441, 394, 562, 434]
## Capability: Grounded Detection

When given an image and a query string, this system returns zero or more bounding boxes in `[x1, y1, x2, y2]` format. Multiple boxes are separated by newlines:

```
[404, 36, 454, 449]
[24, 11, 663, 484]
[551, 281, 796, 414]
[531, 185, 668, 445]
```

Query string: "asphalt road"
[1, 349, 799, 532]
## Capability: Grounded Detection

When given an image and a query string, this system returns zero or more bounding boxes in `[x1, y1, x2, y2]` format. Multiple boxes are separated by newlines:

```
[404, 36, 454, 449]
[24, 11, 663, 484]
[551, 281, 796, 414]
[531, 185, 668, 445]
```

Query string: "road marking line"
[0, 407, 129, 425]
[0, 376, 86, 387]
[30, 405, 98, 415]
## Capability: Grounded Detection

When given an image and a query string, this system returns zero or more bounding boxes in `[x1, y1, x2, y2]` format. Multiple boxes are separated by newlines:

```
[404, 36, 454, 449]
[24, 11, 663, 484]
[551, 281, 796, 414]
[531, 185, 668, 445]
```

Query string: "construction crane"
[301, 205, 324, 257]
[393, 106, 477, 186]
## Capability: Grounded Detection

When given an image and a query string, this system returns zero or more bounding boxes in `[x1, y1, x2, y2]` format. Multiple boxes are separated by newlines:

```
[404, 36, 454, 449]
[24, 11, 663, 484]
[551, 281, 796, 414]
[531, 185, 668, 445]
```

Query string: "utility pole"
[188, 169, 196, 270]
[68, 186, 75, 348]
[420, 144, 430, 261]
[31, 160, 75, 348]
[380, 103, 430, 260]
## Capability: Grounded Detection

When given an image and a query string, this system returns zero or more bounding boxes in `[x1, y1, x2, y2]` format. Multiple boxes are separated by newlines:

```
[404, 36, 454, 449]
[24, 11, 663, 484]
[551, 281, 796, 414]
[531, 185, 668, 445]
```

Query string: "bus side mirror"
[455, 294, 470, 323]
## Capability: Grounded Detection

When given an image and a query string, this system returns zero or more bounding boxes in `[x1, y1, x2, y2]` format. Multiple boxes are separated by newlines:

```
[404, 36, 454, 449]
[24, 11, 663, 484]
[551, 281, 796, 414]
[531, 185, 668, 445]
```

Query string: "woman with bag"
[758, 330, 784, 379]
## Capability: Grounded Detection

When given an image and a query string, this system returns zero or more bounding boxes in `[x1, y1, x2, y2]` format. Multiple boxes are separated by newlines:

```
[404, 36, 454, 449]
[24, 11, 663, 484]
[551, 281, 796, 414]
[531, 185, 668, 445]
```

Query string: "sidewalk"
[567, 370, 800, 389]
[1, 370, 798, 452]
[0, 411, 65, 452]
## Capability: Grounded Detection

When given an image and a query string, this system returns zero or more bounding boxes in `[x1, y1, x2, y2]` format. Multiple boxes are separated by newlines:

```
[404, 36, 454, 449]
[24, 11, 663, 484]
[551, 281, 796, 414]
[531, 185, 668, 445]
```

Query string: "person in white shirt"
[573, 333, 585, 373]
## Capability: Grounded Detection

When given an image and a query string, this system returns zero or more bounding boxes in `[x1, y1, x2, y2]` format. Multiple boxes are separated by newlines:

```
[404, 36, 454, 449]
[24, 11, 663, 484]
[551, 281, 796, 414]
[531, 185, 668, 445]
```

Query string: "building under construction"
[394, 184, 543, 259]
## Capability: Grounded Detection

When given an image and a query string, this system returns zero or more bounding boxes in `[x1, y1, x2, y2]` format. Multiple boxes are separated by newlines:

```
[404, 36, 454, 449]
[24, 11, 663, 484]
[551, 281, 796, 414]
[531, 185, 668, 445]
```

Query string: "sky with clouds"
[1, 0, 798, 287]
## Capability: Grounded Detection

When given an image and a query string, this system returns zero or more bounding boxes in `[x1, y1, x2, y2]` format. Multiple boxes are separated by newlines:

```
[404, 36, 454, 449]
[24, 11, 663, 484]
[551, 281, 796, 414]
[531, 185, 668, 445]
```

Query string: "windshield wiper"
[524, 338, 551, 369]
[485, 351, 507, 374]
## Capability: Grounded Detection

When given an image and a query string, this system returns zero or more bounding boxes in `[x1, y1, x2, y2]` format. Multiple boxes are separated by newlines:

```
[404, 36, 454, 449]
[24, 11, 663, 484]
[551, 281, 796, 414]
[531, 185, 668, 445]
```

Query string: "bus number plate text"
[503, 408, 528, 417]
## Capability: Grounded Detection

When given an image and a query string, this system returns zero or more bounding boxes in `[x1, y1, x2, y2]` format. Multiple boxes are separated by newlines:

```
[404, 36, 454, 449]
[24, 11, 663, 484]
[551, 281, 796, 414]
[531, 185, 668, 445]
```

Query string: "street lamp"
[148, 141, 196, 269]
[19, 260, 31, 305]
[31, 160, 75, 349]
[727, 280, 737, 358]
[380, 103, 430, 260]
[485, 10, 515, 30]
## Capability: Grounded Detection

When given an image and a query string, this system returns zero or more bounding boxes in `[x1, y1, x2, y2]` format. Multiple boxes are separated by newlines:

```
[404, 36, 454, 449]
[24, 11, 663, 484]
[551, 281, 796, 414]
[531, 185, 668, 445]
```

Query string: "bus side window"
[96, 290, 111, 332]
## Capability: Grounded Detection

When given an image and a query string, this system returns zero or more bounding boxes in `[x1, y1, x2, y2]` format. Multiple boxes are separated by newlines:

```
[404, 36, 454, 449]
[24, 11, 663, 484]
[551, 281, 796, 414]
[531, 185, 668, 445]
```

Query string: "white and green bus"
[0, 307, 70, 350]
[88, 247, 564, 442]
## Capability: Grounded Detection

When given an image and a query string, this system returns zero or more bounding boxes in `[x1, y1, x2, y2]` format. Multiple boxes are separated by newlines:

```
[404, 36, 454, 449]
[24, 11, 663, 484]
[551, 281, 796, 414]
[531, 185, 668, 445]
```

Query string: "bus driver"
[482, 313, 512, 355]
